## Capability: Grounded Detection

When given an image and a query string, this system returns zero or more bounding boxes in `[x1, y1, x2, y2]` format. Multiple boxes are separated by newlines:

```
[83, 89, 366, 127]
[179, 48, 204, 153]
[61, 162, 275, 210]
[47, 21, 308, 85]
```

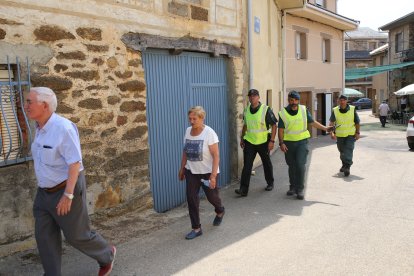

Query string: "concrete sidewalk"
[1, 110, 413, 275]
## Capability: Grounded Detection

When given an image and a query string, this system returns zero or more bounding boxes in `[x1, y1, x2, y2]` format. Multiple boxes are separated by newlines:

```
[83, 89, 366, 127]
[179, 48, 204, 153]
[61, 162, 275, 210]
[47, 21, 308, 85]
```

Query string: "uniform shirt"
[378, 103, 390, 116]
[243, 102, 278, 129]
[278, 105, 314, 129]
[31, 113, 84, 188]
[183, 125, 219, 174]
[329, 104, 360, 124]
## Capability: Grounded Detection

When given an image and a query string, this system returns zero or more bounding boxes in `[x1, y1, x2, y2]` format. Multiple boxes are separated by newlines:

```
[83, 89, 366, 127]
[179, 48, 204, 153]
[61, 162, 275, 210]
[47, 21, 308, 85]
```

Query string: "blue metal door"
[143, 50, 230, 212]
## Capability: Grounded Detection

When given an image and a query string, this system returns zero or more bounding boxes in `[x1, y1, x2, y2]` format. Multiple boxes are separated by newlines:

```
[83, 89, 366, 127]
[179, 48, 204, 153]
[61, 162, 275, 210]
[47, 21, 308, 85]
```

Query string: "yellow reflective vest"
[279, 105, 310, 141]
[333, 105, 356, 137]
[243, 104, 269, 145]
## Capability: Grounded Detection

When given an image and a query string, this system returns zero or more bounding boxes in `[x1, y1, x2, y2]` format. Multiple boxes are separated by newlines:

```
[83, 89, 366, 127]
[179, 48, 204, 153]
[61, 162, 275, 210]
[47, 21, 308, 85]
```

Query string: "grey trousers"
[33, 171, 113, 276]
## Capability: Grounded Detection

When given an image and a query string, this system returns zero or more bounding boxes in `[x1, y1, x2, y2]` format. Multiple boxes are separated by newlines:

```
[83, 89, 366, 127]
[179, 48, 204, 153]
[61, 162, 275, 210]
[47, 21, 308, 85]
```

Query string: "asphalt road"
[1, 110, 413, 276]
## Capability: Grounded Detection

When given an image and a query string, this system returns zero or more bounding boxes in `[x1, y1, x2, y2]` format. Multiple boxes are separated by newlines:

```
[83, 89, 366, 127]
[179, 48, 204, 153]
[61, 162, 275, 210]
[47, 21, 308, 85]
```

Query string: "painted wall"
[285, 15, 343, 93]
[0, 0, 245, 255]
[250, 0, 282, 111]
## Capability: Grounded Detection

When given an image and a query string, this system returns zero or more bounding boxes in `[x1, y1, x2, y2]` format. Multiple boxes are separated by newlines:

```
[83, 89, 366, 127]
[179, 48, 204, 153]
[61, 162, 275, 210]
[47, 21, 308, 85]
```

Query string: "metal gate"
[143, 50, 230, 212]
[0, 57, 32, 167]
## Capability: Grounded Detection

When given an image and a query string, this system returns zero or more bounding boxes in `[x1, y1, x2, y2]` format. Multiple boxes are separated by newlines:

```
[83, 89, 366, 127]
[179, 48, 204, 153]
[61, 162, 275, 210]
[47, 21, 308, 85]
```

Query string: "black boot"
[343, 165, 350, 177]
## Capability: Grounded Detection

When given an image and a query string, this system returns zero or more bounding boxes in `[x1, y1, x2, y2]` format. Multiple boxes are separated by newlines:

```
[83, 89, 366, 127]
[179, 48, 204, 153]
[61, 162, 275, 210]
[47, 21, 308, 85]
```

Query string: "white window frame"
[322, 38, 331, 63]
[295, 32, 307, 60]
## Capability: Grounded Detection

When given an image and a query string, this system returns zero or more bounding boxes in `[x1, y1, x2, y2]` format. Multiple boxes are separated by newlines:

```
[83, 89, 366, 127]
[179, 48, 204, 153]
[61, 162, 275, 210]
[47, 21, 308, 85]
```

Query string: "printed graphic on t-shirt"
[184, 139, 203, 161]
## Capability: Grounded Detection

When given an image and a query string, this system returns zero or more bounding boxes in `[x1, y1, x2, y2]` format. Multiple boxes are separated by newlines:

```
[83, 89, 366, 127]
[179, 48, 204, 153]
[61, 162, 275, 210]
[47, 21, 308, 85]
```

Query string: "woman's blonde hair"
[188, 106, 206, 119]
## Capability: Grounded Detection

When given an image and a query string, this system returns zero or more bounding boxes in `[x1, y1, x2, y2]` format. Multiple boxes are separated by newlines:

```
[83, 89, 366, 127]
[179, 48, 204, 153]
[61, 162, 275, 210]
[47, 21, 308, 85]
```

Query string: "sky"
[337, 0, 414, 30]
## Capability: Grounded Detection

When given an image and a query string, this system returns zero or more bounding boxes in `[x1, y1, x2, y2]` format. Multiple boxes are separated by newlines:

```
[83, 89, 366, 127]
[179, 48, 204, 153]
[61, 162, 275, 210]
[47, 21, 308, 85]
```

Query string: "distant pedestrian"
[401, 96, 408, 111]
[25, 87, 116, 276]
[329, 95, 360, 177]
[278, 91, 332, 200]
[178, 106, 225, 240]
[235, 89, 278, 197]
[378, 100, 390, 127]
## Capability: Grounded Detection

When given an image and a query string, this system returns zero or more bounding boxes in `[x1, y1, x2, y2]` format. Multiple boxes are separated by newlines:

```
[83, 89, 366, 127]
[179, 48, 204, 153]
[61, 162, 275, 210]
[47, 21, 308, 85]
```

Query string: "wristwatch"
[64, 192, 74, 200]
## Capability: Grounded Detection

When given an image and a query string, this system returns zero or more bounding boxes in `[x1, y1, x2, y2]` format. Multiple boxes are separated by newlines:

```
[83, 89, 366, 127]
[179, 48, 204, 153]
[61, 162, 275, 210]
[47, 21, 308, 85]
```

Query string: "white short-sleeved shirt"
[378, 103, 390, 116]
[183, 125, 219, 174]
[31, 113, 84, 188]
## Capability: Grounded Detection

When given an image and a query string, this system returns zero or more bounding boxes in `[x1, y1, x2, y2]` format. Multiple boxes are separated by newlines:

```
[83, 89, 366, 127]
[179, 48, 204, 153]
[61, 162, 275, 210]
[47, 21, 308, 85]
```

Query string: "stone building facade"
[0, 0, 245, 256]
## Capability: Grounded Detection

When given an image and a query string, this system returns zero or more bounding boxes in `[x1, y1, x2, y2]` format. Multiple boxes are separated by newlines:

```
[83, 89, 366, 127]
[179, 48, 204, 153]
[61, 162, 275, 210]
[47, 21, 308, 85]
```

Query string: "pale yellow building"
[283, 0, 358, 135]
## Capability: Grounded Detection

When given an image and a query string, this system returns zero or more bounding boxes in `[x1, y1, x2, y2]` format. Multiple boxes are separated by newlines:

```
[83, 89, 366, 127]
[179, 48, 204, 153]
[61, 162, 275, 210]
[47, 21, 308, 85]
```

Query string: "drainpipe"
[281, 9, 287, 107]
[247, 0, 253, 89]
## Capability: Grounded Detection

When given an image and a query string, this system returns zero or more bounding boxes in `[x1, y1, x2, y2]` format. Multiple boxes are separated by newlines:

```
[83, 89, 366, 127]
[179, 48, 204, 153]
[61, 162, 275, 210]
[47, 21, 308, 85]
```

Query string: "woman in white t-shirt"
[178, 106, 225, 240]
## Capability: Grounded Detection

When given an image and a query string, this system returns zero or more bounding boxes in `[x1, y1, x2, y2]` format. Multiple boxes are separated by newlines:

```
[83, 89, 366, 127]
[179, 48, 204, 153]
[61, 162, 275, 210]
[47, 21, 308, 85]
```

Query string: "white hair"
[30, 87, 57, 112]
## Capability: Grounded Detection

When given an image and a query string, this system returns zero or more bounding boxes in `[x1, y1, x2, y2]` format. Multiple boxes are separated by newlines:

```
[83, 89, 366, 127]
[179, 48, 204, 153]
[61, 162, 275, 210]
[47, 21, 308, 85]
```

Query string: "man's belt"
[43, 180, 67, 193]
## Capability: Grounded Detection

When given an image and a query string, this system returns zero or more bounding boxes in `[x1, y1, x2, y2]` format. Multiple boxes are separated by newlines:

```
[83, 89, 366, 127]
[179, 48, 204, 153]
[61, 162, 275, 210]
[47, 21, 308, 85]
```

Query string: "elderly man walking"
[378, 100, 390, 127]
[25, 87, 116, 276]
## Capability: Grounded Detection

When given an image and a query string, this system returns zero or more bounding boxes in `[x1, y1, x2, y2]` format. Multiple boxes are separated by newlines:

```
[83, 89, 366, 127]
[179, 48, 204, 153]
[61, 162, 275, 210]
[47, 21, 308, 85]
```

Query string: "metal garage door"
[143, 50, 230, 212]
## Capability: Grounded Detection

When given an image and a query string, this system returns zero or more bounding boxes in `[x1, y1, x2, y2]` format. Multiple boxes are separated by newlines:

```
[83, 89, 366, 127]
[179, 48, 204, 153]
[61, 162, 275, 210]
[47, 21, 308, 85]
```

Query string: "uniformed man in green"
[329, 95, 360, 177]
[278, 91, 331, 200]
[235, 89, 278, 196]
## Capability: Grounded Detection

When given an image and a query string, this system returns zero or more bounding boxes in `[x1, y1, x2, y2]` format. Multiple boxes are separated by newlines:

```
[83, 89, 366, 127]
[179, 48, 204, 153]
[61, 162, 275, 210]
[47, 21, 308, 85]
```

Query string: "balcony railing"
[401, 48, 414, 62]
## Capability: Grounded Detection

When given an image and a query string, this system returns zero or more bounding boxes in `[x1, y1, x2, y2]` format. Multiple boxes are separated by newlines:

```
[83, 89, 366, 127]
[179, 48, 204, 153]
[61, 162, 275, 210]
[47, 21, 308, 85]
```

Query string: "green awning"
[345, 61, 414, 80]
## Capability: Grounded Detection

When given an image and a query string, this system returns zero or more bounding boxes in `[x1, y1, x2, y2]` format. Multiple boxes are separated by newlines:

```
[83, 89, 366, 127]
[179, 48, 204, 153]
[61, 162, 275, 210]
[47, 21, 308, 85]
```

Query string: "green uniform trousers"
[284, 139, 309, 192]
[336, 135, 355, 167]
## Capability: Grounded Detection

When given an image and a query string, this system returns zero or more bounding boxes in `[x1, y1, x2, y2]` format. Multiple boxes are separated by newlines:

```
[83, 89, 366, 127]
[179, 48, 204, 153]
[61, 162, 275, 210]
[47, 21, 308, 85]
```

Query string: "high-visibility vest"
[279, 105, 310, 141]
[244, 104, 269, 145]
[333, 105, 356, 137]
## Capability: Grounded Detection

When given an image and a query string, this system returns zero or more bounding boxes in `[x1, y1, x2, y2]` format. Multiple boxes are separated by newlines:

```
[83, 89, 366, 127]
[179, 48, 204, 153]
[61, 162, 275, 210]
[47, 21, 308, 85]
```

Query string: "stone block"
[88, 112, 114, 125]
[128, 59, 141, 67]
[101, 127, 117, 138]
[34, 25, 75, 41]
[78, 98, 103, 110]
[92, 57, 104, 66]
[0, 28, 5, 40]
[191, 5, 208, 21]
[54, 64, 68, 73]
[117, 115, 128, 126]
[120, 101, 146, 112]
[121, 126, 148, 140]
[118, 80, 146, 92]
[104, 147, 117, 157]
[83, 154, 106, 170]
[64, 70, 99, 81]
[107, 96, 121, 105]
[103, 150, 149, 171]
[107, 57, 119, 68]
[86, 85, 109, 91]
[115, 71, 133, 79]
[72, 63, 86, 68]
[31, 74, 73, 91]
[84, 44, 109, 52]
[168, 2, 189, 18]
[72, 90, 84, 98]
[134, 114, 147, 123]
[57, 51, 86, 60]
[76, 27, 102, 41]
[0, 18, 23, 25]
[78, 127, 94, 136]
[56, 103, 74, 114]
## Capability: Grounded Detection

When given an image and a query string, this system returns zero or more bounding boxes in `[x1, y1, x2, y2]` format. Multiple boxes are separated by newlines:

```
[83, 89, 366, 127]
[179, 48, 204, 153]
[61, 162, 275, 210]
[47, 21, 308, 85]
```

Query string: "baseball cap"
[248, 89, 259, 97]
[339, 95, 347, 100]
[288, 90, 300, 100]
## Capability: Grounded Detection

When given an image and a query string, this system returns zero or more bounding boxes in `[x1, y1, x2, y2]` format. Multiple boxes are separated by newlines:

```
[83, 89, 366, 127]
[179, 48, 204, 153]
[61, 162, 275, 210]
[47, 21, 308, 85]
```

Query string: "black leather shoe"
[296, 190, 304, 200]
[235, 189, 247, 197]
[339, 165, 345, 172]
[286, 189, 295, 196]
[265, 185, 274, 191]
[343, 166, 350, 177]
